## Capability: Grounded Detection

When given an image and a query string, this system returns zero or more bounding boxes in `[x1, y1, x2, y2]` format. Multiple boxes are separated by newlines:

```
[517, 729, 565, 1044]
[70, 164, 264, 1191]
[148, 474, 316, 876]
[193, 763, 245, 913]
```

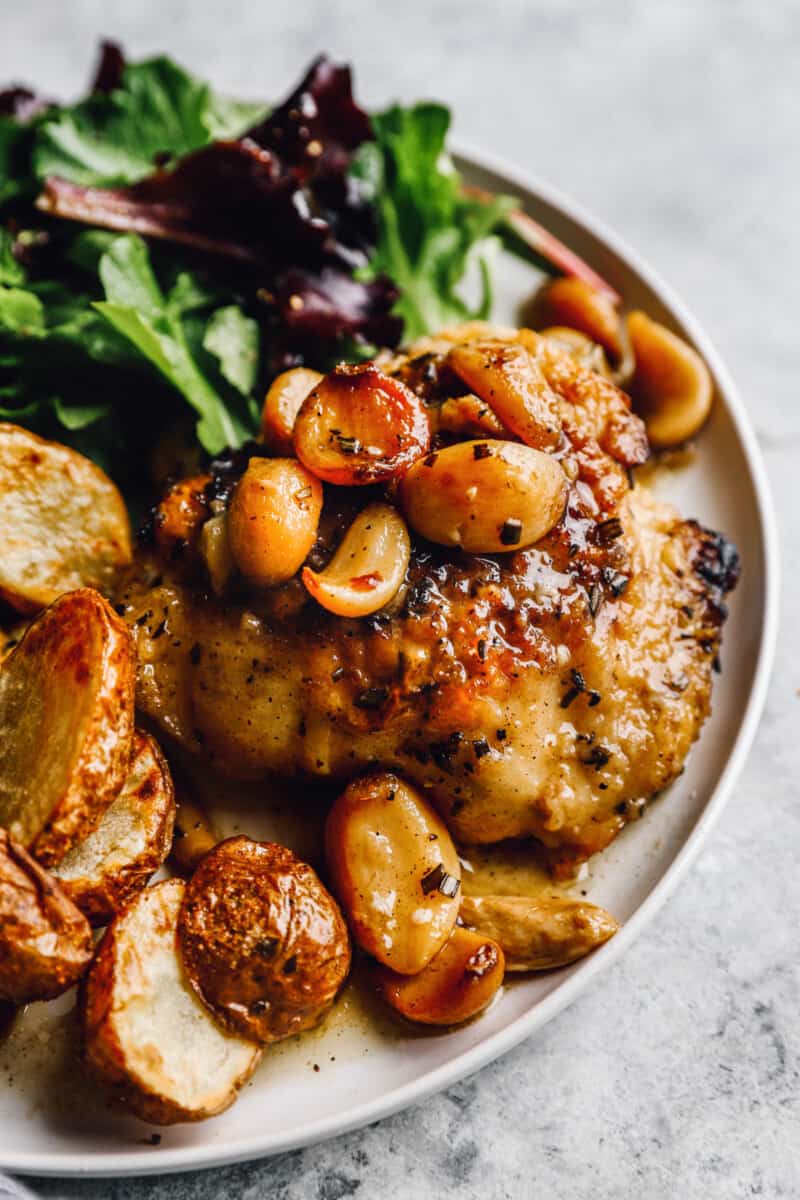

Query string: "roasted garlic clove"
[200, 512, 235, 595]
[293, 364, 430, 485]
[531, 276, 623, 362]
[436, 394, 511, 439]
[627, 311, 713, 449]
[261, 367, 323, 455]
[302, 503, 410, 617]
[325, 772, 462, 976]
[447, 338, 561, 450]
[374, 926, 505, 1026]
[227, 457, 323, 588]
[459, 894, 618, 971]
[400, 439, 567, 554]
[153, 473, 211, 557]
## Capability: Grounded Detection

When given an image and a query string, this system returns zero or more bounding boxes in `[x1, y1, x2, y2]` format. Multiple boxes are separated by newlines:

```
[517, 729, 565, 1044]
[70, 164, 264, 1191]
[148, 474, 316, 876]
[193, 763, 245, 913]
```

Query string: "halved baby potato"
[0, 424, 131, 613]
[81, 878, 261, 1125]
[459, 894, 619, 971]
[0, 588, 136, 867]
[0, 828, 93, 1004]
[52, 730, 176, 925]
[178, 837, 351, 1044]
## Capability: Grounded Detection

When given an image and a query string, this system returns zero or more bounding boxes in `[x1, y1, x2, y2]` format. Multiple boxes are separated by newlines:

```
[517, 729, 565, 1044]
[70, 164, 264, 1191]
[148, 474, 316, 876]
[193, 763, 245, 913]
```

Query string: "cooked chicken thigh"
[117, 325, 737, 874]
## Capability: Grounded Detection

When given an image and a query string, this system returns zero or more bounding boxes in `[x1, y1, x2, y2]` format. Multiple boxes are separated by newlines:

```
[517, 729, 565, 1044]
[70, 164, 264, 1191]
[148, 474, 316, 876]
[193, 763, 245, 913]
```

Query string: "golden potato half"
[0, 424, 131, 613]
[81, 879, 261, 1125]
[178, 837, 351, 1045]
[53, 730, 175, 925]
[0, 828, 93, 1004]
[0, 588, 136, 866]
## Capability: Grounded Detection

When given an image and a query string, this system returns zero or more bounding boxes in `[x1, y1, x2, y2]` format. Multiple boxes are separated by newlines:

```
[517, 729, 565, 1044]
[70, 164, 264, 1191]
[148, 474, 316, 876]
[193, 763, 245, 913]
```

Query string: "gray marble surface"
[2, 0, 798, 1195]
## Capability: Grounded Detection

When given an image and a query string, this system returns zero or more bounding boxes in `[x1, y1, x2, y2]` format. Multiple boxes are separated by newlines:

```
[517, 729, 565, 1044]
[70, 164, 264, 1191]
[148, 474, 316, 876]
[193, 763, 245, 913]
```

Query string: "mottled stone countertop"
[2, 0, 798, 1195]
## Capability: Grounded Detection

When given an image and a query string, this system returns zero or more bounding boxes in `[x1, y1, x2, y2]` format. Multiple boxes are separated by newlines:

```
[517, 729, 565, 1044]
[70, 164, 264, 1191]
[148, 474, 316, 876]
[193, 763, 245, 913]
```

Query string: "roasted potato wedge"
[0, 588, 136, 867]
[52, 730, 175, 925]
[0, 424, 131, 613]
[82, 879, 261, 1125]
[178, 837, 351, 1044]
[0, 828, 92, 1003]
[459, 894, 619, 971]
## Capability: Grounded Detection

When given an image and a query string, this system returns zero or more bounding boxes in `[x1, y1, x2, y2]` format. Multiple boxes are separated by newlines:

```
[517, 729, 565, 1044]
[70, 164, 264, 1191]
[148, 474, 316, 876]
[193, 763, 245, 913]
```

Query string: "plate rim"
[7, 142, 780, 1179]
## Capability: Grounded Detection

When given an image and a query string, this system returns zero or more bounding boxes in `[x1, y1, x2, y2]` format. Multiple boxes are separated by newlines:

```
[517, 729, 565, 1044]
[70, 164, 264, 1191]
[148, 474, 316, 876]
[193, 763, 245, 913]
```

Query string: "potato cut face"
[0, 424, 132, 613]
[53, 730, 175, 924]
[0, 828, 92, 1004]
[0, 588, 136, 866]
[81, 879, 260, 1125]
[178, 837, 351, 1044]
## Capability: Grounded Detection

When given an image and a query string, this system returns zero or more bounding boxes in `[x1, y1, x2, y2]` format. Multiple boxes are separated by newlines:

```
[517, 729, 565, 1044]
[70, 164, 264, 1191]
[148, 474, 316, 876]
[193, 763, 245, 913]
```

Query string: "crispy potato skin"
[0, 828, 92, 1003]
[459, 894, 618, 971]
[178, 837, 351, 1044]
[81, 879, 260, 1125]
[0, 588, 136, 866]
[0, 423, 131, 614]
[53, 730, 175, 925]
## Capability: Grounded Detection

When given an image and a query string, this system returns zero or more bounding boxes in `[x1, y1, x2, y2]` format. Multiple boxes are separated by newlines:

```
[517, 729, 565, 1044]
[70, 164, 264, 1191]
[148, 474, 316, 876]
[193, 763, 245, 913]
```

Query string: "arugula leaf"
[0, 230, 24, 284]
[203, 306, 259, 397]
[352, 103, 515, 341]
[32, 56, 266, 187]
[93, 234, 256, 452]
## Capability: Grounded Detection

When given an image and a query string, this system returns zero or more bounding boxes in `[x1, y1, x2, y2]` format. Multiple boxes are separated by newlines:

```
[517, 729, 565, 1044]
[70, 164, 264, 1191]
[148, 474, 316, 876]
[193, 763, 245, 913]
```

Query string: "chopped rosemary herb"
[500, 518, 522, 546]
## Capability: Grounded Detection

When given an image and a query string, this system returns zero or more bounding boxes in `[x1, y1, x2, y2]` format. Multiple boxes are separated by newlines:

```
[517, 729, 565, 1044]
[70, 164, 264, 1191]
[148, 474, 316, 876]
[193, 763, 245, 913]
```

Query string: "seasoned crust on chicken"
[117, 325, 737, 874]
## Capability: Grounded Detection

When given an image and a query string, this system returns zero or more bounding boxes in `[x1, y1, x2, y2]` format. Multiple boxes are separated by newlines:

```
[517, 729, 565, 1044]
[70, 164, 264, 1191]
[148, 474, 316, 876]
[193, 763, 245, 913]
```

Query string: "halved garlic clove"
[530, 276, 623, 362]
[399, 439, 567, 554]
[227, 457, 323, 588]
[293, 364, 431, 485]
[447, 338, 561, 450]
[302, 503, 410, 618]
[459, 894, 618, 972]
[200, 512, 235, 596]
[261, 367, 323, 455]
[373, 926, 505, 1026]
[627, 311, 713, 449]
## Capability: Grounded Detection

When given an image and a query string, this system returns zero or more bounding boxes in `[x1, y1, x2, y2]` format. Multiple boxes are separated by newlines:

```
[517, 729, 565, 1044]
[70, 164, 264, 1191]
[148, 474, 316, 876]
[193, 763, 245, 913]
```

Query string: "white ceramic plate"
[0, 148, 778, 1179]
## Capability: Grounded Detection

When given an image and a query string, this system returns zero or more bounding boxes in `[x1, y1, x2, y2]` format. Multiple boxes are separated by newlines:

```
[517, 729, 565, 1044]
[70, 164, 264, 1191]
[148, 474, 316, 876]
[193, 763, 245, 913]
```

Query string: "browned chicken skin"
[117, 325, 738, 875]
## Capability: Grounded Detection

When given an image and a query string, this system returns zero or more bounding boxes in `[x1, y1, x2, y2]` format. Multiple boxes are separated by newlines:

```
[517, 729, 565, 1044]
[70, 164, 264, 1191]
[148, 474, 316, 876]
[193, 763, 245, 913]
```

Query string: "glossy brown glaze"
[118, 324, 737, 874]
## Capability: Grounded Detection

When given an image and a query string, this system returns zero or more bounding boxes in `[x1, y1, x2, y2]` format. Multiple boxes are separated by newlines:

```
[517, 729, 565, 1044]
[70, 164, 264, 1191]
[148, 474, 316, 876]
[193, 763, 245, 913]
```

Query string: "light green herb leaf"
[32, 56, 267, 187]
[353, 102, 515, 341]
[203, 305, 260, 397]
[94, 234, 254, 452]
[52, 395, 111, 430]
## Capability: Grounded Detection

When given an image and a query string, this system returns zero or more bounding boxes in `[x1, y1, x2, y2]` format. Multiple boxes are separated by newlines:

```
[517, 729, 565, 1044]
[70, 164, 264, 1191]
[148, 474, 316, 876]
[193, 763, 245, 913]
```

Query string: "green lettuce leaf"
[32, 56, 267, 187]
[93, 234, 257, 452]
[352, 103, 515, 341]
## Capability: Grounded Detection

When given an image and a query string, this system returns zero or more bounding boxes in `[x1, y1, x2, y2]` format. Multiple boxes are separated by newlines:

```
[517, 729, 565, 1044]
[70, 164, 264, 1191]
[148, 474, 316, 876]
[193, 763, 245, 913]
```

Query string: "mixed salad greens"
[0, 44, 523, 486]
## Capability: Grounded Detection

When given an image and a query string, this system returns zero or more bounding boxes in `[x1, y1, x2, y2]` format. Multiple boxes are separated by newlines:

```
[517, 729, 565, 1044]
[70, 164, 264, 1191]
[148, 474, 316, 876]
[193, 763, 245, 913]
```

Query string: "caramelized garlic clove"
[538, 326, 613, 378]
[459, 894, 618, 972]
[200, 512, 235, 596]
[293, 364, 431, 485]
[436, 393, 512, 439]
[261, 367, 323, 455]
[627, 311, 713, 449]
[399, 439, 567, 554]
[447, 338, 561, 450]
[325, 772, 462, 975]
[374, 926, 505, 1026]
[531, 276, 623, 362]
[302, 503, 410, 618]
[227, 457, 323, 589]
